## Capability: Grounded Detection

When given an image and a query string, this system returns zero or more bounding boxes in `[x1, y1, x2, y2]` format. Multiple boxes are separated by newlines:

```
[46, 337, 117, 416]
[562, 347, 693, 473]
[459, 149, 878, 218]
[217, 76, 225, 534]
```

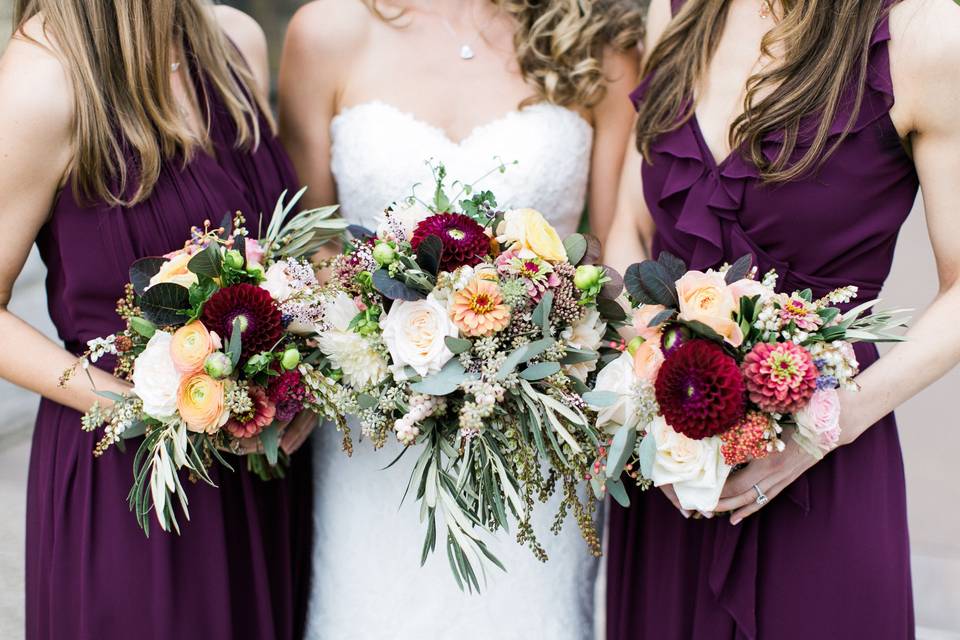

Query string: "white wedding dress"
[306, 100, 596, 640]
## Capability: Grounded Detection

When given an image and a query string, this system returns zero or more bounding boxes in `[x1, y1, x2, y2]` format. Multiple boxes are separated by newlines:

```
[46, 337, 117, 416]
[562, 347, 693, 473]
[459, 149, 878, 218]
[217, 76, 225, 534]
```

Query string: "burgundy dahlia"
[268, 369, 310, 423]
[654, 340, 746, 440]
[741, 341, 818, 414]
[201, 283, 283, 361]
[411, 213, 490, 272]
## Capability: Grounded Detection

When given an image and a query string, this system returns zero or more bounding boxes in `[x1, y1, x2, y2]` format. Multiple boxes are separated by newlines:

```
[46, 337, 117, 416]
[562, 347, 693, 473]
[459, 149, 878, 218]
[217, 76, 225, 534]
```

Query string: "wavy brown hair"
[363, 0, 645, 108]
[636, 0, 898, 182]
[14, 0, 272, 206]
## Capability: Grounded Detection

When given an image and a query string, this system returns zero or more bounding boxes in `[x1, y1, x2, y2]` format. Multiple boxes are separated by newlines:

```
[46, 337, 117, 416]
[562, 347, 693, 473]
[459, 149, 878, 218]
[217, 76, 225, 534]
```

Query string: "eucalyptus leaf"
[582, 234, 603, 266]
[606, 477, 630, 507]
[357, 394, 379, 410]
[724, 254, 754, 284]
[561, 347, 599, 365]
[606, 423, 637, 479]
[138, 283, 190, 326]
[563, 234, 588, 265]
[657, 251, 688, 282]
[597, 297, 627, 322]
[648, 308, 677, 327]
[95, 390, 129, 403]
[582, 390, 619, 407]
[416, 234, 443, 276]
[129, 257, 166, 296]
[600, 267, 624, 299]
[260, 423, 281, 466]
[410, 358, 471, 396]
[347, 224, 375, 241]
[444, 336, 473, 354]
[227, 318, 243, 367]
[187, 243, 222, 278]
[519, 361, 561, 381]
[531, 292, 554, 334]
[372, 269, 426, 301]
[685, 319, 724, 342]
[624, 263, 656, 305]
[637, 260, 679, 308]
[121, 420, 148, 440]
[637, 434, 657, 479]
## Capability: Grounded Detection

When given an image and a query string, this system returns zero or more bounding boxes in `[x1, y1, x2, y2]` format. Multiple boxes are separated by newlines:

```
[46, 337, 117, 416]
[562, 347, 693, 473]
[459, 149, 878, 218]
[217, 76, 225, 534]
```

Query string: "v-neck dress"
[24, 53, 313, 640]
[606, 1, 916, 638]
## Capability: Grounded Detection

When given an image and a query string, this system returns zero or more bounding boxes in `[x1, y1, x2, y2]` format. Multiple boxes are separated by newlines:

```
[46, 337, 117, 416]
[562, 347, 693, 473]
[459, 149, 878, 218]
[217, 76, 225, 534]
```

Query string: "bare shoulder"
[212, 5, 269, 90]
[284, 0, 373, 64]
[0, 15, 73, 144]
[889, 0, 960, 132]
[643, 0, 674, 57]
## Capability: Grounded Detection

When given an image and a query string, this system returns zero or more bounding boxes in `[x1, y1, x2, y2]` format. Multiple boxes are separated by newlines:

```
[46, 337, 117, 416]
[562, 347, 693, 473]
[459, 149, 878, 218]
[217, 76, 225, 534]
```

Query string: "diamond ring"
[753, 484, 769, 506]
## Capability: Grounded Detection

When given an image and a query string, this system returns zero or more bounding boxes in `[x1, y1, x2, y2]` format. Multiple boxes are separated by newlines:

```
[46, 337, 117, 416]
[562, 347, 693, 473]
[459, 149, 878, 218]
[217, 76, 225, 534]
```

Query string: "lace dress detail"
[306, 101, 596, 640]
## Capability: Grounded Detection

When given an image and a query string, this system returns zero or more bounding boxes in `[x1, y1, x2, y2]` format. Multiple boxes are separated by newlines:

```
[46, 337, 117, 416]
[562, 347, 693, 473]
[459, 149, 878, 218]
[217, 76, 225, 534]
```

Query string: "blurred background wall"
[0, 1, 957, 638]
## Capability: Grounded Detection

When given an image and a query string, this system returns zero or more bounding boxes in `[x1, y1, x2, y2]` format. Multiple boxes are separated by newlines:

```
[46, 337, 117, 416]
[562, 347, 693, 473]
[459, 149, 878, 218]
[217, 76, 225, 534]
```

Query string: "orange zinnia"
[450, 278, 511, 337]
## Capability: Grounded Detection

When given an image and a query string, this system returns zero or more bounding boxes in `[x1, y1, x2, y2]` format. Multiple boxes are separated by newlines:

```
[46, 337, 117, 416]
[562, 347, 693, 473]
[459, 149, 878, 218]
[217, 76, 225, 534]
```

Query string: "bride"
[278, 1, 641, 637]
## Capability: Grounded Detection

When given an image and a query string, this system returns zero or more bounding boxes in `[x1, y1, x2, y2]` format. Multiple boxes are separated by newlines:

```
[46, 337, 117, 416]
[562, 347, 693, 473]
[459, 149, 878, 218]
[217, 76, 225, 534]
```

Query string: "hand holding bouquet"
[65, 190, 347, 534]
[314, 164, 625, 589]
[593, 252, 909, 512]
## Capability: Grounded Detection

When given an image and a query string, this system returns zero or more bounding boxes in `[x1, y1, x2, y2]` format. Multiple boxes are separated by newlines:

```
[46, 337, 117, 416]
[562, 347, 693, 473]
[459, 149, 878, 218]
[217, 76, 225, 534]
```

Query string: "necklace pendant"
[459, 44, 475, 60]
[759, 2, 772, 18]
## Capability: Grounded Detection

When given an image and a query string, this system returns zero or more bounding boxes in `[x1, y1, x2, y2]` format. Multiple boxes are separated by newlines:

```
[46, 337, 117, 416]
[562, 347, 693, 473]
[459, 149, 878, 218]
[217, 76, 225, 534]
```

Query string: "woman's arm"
[601, 0, 672, 275]
[213, 5, 271, 101]
[278, 0, 370, 211]
[716, 0, 960, 522]
[586, 50, 640, 239]
[0, 25, 131, 414]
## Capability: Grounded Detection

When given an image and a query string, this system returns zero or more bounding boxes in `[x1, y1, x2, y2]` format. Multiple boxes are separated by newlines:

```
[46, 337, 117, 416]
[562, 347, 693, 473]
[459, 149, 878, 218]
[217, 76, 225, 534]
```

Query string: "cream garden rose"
[148, 252, 199, 290]
[496, 208, 567, 263]
[560, 309, 606, 382]
[593, 351, 641, 430]
[650, 416, 732, 512]
[380, 296, 458, 377]
[676, 270, 744, 347]
[131, 331, 182, 420]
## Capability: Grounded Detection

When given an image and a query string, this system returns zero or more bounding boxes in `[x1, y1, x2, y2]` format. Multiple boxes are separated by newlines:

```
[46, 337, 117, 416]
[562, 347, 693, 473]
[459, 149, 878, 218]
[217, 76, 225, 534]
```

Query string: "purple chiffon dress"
[25, 60, 313, 639]
[606, 1, 916, 638]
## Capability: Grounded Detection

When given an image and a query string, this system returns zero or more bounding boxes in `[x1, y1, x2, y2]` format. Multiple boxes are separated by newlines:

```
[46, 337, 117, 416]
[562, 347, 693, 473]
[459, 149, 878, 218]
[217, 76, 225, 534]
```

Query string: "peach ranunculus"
[632, 340, 665, 382]
[177, 373, 228, 434]
[676, 270, 744, 347]
[148, 252, 199, 290]
[630, 304, 667, 344]
[169, 322, 216, 374]
[496, 208, 567, 263]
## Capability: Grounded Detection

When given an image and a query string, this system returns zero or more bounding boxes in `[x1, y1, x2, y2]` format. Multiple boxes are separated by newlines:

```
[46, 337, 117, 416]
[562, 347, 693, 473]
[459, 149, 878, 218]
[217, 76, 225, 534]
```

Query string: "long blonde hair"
[636, 0, 896, 182]
[363, 0, 645, 109]
[14, 0, 273, 206]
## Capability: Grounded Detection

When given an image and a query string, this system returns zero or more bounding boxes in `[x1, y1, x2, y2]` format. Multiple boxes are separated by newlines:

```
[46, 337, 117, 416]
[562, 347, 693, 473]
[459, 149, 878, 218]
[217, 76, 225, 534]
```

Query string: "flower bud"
[246, 263, 265, 280]
[661, 324, 691, 357]
[573, 265, 604, 291]
[203, 352, 234, 379]
[223, 249, 244, 270]
[280, 347, 301, 371]
[373, 241, 397, 267]
[626, 336, 646, 356]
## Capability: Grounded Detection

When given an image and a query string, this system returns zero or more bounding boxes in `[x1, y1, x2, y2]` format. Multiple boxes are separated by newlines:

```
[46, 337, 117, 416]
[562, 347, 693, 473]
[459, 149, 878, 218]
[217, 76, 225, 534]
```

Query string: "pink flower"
[776, 294, 822, 332]
[728, 278, 774, 303]
[225, 386, 277, 439]
[742, 342, 818, 414]
[631, 340, 665, 382]
[245, 239, 266, 268]
[631, 304, 667, 344]
[795, 388, 842, 451]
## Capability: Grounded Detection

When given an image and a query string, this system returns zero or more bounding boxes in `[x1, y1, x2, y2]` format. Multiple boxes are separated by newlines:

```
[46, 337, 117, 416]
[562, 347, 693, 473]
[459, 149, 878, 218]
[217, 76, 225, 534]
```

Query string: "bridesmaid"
[0, 2, 313, 638]
[604, 0, 960, 638]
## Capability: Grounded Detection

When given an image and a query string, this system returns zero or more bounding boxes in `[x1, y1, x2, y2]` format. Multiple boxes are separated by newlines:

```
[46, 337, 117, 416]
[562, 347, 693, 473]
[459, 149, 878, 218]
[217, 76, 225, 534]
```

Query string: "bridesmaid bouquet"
[63, 189, 347, 534]
[313, 164, 625, 589]
[592, 252, 909, 512]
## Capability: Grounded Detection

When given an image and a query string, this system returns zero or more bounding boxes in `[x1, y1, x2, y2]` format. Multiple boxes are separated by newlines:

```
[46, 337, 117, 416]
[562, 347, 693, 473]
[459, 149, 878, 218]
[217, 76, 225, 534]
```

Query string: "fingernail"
[702, 511, 714, 519]
[731, 517, 741, 526]
[681, 509, 692, 519]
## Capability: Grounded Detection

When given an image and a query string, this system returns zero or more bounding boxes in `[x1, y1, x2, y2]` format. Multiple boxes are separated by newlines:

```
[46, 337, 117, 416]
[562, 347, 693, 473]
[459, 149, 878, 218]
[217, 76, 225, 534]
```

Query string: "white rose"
[322, 291, 361, 332]
[315, 292, 388, 389]
[380, 296, 458, 377]
[261, 261, 295, 302]
[649, 416, 732, 512]
[377, 199, 433, 242]
[593, 352, 638, 429]
[561, 309, 606, 382]
[131, 331, 182, 420]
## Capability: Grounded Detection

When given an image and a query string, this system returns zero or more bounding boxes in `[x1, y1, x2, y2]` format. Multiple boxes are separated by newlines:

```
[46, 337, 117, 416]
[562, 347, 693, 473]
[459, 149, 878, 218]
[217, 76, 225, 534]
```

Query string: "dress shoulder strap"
[671, 0, 685, 17]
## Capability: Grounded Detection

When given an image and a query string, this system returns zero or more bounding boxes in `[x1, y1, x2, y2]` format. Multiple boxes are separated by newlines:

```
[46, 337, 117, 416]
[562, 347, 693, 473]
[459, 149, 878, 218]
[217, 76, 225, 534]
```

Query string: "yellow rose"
[676, 270, 744, 347]
[497, 208, 567, 263]
[170, 321, 215, 374]
[148, 252, 198, 290]
[177, 373, 227, 434]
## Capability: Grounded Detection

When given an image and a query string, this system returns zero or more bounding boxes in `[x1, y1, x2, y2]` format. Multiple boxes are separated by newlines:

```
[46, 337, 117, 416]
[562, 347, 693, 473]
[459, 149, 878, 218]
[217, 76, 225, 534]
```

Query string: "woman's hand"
[659, 484, 693, 519]
[714, 437, 819, 525]
[232, 411, 318, 456]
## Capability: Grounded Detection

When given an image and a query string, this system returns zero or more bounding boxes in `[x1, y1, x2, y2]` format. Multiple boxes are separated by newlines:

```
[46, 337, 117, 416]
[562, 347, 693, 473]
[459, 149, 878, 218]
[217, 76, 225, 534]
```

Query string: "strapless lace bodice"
[307, 101, 597, 640]
[329, 101, 592, 235]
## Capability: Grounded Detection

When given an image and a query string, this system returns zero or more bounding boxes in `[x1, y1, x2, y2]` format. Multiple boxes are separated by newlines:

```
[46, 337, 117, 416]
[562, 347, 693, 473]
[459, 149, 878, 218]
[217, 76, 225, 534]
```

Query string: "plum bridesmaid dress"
[606, 1, 916, 638]
[24, 54, 313, 639]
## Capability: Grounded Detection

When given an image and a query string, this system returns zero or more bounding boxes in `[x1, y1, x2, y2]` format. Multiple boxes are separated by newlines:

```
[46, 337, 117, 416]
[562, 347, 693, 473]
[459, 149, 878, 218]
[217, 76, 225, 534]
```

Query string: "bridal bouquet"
[592, 252, 909, 511]
[63, 189, 347, 534]
[314, 165, 624, 589]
